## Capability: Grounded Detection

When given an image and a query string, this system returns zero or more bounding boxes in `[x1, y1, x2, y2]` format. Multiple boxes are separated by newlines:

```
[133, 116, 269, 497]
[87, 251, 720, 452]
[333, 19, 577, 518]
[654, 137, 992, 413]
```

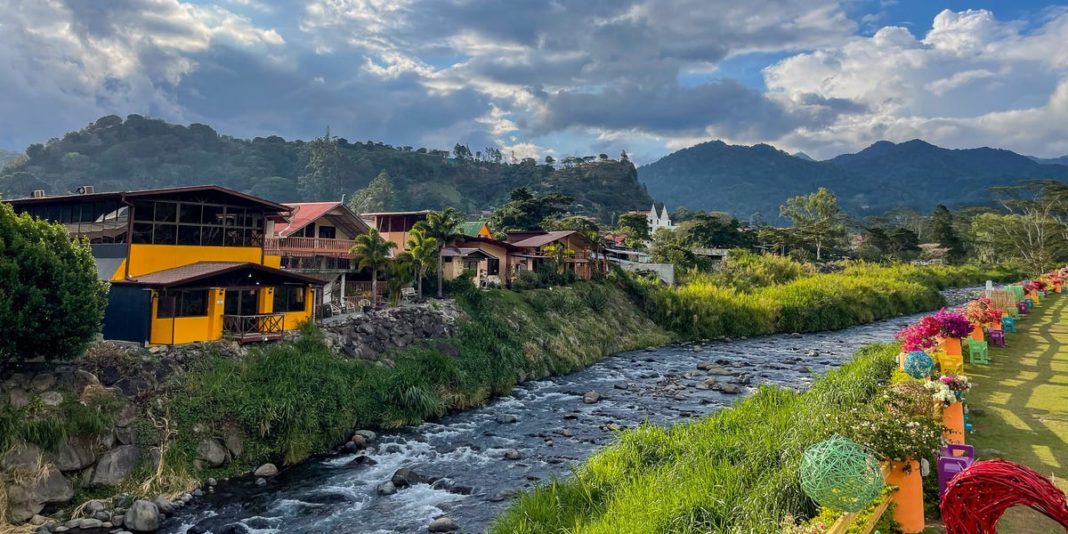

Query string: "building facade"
[7, 186, 322, 346]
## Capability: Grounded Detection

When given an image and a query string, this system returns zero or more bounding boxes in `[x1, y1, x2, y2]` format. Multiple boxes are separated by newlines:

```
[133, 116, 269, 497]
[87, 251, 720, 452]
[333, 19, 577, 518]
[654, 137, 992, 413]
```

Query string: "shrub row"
[619, 261, 1019, 339]
[490, 343, 900, 533]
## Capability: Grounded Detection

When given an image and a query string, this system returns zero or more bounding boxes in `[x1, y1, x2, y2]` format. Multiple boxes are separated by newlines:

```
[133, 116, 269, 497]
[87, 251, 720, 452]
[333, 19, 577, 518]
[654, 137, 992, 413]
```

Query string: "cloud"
[764, 8, 1068, 158]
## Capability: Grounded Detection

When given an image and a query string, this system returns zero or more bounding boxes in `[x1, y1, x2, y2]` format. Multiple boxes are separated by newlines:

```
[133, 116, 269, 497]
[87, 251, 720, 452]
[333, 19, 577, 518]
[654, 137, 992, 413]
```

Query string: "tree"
[348, 171, 395, 214]
[779, 187, 846, 261]
[415, 208, 464, 298]
[649, 227, 704, 272]
[350, 228, 397, 309]
[489, 188, 574, 231]
[406, 228, 439, 298]
[929, 204, 965, 263]
[677, 213, 754, 249]
[248, 176, 298, 202]
[543, 243, 575, 274]
[544, 156, 555, 165]
[386, 252, 414, 307]
[542, 215, 607, 272]
[299, 131, 352, 200]
[616, 211, 650, 248]
[974, 181, 1068, 274]
[0, 203, 108, 363]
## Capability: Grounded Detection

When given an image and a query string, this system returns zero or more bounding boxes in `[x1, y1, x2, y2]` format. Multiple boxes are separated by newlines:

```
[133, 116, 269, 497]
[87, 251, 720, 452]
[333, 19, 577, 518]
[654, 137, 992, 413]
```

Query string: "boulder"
[353, 429, 376, 442]
[114, 426, 137, 446]
[390, 467, 427, 488]
[29, 373, 57, 392]
[495, 414, 518, 424]
[114, 404, 139, 427]
[503, 449, 522, 461]
[5, 468, 74, 522]
[40, 391, 64, 407]
[195, 438, 229, 467]
[428, 517, 460, 532]
[2, 442, 43, 471]
[223, 427, 244, 459]
[8, 388, 31, 408]
[152, 495, 174, 514]
[253, 463, 279, 477]
[124, 500, 160, 532]
[91, 445, 141, 486]
[377, 481, 397, 496]
[582, 391, 600, 404]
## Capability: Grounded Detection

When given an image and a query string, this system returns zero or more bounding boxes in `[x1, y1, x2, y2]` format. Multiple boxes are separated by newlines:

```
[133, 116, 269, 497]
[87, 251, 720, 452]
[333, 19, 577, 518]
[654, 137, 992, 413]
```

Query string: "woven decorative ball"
[800, 435, 884, 512]
[904, 350, 935, 379]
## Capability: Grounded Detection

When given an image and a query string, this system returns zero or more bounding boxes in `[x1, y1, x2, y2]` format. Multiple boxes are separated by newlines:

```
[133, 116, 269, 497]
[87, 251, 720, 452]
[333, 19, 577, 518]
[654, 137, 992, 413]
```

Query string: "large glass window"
[129, 200, 264, 246]
[318, 225, 336, 239]
[157, 290, 209, 318]
[273, 286, 307, 312]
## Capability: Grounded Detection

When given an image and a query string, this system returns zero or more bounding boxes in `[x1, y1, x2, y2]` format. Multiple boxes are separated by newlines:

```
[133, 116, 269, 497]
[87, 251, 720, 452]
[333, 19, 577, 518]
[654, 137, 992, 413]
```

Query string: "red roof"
[276, 202, 340, 237]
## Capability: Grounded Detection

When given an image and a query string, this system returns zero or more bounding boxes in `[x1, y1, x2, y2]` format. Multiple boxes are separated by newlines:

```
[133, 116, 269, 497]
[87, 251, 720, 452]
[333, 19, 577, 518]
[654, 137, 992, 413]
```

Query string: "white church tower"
[647, 204, 675, 231]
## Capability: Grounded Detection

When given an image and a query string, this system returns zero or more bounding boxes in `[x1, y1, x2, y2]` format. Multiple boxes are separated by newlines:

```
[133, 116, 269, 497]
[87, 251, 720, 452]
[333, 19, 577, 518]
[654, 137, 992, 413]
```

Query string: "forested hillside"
[0, 115, 651, 220]
[0, 149, 21, 170]
[639, 139, 1068, 221]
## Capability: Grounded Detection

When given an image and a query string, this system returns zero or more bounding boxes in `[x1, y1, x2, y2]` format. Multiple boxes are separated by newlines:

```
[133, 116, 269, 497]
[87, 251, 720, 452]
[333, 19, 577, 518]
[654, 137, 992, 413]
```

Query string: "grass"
[490, 343, 900, 533]
[966, 291, 1068, 534]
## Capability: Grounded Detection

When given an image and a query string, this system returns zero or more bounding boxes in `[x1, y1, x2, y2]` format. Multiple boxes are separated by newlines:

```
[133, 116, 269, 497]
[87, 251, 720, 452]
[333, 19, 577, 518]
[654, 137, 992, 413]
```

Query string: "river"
[164, 288, 978, 534]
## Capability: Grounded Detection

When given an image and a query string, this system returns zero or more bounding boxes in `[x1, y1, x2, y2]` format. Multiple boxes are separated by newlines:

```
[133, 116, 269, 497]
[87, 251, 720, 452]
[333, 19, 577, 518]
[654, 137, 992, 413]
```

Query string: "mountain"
[639, 139, 1068, 220]
[0, 115, 650, 222]
[1030, 155, 1068, 166]
[0, 149, 21, 170]
[791, 151, 816, 162]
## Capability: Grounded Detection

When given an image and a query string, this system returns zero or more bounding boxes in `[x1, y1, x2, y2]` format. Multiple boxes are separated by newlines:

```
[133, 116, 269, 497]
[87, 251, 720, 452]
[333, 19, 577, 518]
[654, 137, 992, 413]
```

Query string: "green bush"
[0, 202, 108, 363]
[491, 344, 900, 533]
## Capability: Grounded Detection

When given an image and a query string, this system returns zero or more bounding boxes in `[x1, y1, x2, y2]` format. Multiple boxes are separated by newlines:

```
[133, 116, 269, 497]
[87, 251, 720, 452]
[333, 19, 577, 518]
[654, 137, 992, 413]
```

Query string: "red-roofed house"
[504, 230, 598, 280]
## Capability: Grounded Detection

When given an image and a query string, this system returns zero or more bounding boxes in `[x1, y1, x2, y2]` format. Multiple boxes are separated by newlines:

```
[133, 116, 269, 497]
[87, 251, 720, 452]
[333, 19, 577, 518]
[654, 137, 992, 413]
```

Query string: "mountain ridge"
[638, 138, 1068, 220]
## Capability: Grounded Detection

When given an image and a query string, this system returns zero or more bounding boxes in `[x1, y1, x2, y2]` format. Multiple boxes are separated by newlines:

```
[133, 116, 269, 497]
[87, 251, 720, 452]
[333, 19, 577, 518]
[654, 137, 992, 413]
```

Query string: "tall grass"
[490, 343, 900, 533]
[620, 259, 1018, 339]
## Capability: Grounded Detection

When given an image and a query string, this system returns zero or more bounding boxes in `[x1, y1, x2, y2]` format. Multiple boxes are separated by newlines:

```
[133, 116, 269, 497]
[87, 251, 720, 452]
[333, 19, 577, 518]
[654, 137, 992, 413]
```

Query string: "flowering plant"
[840, 387, 945, 462]
[964, 298, 1003, 326]
[938, 374, 972, 393]
[896, 316, 941, 352]
[932, 309, 972, 338]
[925, 380, 956, 406]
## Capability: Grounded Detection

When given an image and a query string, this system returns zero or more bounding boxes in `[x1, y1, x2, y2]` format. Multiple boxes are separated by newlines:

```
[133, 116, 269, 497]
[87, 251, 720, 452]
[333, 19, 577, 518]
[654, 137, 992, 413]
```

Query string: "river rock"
[428, 517, 460, 532]
[496, 414, 518, 424]
[503, 449, 522, 460]
[489, 489, 515, 502]
[196, 438, 229, 467]
[6, 468, 74, 522]
[718, 383, 742, 394]
[2, 442, 42, 471]
[353, 430, 377, 442]
[91, 445, 140, 486]
[40, 391, 64, 407]
[254, 463, 279, 477]
[124, 500, 160, 532]
[582, 391, 600, 404]
[8, 388, 31, 408]
[223, 427, 244, 459]
[377, 481, 397, 496]
[391, 467, 427, 488]
[152, 495, 174, 514]
[114, 404, 139, 427]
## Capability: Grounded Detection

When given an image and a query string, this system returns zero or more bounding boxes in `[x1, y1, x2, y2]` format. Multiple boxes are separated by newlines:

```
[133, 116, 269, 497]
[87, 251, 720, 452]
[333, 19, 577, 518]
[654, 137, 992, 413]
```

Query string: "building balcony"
[265, 236, 355, 257]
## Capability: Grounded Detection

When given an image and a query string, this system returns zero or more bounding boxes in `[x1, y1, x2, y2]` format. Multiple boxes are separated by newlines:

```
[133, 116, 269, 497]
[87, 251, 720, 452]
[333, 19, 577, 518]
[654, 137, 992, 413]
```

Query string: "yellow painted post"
[208, 288, 225, 340]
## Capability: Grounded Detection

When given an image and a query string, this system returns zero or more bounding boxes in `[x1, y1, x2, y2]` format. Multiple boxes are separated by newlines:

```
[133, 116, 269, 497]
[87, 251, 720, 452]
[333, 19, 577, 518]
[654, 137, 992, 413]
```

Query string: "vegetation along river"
[164, 288, 977, 534]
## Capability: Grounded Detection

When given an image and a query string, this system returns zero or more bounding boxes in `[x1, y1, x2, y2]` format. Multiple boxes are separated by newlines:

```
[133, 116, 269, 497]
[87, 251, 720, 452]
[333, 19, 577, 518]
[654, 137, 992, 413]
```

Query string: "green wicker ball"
[800, 435, 884, 512]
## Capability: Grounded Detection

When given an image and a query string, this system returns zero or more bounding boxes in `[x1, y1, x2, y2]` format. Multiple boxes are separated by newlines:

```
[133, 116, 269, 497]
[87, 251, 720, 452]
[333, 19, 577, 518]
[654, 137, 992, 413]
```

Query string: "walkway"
[968, 292, 1068, 533]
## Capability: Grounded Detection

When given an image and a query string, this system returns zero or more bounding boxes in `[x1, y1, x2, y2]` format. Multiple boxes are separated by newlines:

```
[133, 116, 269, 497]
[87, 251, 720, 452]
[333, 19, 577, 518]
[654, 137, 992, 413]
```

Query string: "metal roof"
[508, 230, 580, 248]
[4, 185, 291, 213]
[115, 262, 323, 288]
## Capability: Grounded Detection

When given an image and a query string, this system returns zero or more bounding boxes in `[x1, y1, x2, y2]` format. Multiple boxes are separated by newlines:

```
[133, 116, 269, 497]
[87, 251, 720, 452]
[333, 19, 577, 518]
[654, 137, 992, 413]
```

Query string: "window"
[318, 225, 336, 239]
[273, 286, 307, 312]
[128, 200, 264, 246]
[157, 290, 209, 318]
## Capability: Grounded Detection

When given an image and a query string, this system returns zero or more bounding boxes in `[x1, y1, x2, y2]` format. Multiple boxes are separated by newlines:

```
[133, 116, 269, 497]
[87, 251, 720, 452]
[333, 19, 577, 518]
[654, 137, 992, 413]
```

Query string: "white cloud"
[764, 8, 1068, 158]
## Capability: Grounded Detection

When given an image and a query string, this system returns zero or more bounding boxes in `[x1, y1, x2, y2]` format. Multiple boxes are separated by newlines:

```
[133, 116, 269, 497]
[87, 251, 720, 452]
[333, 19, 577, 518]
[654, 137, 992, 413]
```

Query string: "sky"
[1, 0, 1067, 163]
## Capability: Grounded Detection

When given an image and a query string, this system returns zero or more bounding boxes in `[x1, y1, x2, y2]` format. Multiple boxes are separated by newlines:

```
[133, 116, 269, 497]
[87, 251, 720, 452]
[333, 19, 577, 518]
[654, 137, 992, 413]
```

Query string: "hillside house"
[505, 230, 598, 280]
[6, 186, 322, 345]
[361, 210, 431, 251]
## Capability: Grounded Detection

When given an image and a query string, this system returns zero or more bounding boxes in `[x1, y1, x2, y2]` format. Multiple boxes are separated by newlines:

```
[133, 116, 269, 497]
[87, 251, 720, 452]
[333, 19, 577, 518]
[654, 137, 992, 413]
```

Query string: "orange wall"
[119, 244, 265, 279]
[148, 287, 312, 346]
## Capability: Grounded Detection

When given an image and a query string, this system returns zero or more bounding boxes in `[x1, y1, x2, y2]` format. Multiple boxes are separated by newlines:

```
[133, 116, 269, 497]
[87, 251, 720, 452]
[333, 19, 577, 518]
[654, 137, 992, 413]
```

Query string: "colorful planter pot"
[942, 401, 966, 445]
[938, 337, 964, 374]
[989, 321, 1002, 332]
[886, 459, 925, 533]
[969, 324, 984, 341]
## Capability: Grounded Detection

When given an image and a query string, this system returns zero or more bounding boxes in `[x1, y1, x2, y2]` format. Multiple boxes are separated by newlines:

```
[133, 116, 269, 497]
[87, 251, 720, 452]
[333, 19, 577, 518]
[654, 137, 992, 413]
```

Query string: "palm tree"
[415, 208, 464, 298]
[407, 228, 439, 298]
[386, 252, 415, 307]
[350, 228, 396, 309]
[543, 243, 575, 274]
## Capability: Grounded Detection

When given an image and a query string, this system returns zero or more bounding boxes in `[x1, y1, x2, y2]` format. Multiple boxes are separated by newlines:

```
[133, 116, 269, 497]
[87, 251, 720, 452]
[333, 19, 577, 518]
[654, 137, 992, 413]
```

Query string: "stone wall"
[321, 302, 464, 361]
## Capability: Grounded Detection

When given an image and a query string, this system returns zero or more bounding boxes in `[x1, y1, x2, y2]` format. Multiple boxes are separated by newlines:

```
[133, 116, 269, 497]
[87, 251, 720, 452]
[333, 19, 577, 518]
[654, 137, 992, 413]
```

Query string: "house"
[461, 221, 493, 239]
[6, 185, 323, 345]
[361, 210, 432, 250]
[504, 230, 598, 280]
[265, 202, 370, 305]
[441, 236, 521, 287]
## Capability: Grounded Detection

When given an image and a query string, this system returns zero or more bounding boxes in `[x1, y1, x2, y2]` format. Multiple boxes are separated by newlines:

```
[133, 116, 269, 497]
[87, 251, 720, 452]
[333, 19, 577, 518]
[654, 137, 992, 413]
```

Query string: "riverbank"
[968, 292, 1068, 533]
[0, 262, 1008, 530]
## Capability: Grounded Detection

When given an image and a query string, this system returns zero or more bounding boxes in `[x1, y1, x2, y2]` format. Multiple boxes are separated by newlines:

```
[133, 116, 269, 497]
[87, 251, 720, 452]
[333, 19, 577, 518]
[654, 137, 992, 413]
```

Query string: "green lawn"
[967, 292, 1068, 533]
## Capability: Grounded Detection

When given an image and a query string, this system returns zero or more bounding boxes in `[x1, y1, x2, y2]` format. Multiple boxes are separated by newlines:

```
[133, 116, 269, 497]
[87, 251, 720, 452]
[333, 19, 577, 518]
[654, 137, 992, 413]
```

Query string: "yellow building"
[7, 186, 323, 345]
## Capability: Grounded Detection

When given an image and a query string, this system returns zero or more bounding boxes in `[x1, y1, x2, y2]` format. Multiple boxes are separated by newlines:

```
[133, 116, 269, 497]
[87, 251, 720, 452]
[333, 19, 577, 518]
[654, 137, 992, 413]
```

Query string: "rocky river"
[163, 289, 979, 534]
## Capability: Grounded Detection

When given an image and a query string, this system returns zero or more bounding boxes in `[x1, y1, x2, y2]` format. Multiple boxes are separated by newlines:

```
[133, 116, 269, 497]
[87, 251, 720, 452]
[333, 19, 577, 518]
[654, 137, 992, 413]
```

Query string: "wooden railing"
[223, 313, 285, 343]
[264, 236, 355, 255]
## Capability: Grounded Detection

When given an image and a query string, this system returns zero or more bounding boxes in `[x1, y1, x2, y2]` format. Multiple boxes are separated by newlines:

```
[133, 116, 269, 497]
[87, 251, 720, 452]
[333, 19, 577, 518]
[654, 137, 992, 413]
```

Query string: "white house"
[647, 204, 675, 232]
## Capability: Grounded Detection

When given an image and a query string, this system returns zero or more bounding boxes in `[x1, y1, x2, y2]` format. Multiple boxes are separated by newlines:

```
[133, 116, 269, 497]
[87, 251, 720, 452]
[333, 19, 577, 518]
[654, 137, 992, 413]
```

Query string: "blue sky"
[2, 0, 1068, 163]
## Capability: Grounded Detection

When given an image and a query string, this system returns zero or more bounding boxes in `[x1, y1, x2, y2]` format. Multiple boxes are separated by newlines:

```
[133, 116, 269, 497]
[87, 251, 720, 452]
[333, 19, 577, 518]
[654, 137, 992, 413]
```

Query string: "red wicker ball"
[941, 459, 1068, 533]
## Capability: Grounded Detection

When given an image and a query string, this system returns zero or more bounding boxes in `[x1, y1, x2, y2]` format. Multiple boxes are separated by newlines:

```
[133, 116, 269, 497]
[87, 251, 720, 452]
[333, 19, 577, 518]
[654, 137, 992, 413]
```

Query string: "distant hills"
[0, 115, 651, 221]
[0, 149, 21, 170]
[1030, 155, 1068, 166]
[639, 139, 1068, 221]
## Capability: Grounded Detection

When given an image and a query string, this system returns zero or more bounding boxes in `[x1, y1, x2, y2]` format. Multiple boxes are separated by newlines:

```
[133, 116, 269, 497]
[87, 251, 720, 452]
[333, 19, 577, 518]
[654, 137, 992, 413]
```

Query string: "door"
[224, 289, 259, 316]
[487, 258, 500, 275]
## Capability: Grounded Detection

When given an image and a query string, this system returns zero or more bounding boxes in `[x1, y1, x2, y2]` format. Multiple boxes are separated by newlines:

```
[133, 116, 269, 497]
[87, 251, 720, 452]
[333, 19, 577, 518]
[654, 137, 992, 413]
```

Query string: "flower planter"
[989, 321, 1002, 332]
[886, 459, 925, 533]
[942, 401, 965, 445]
[969, 324, 984, 341]
[938, 337, 964, 374]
